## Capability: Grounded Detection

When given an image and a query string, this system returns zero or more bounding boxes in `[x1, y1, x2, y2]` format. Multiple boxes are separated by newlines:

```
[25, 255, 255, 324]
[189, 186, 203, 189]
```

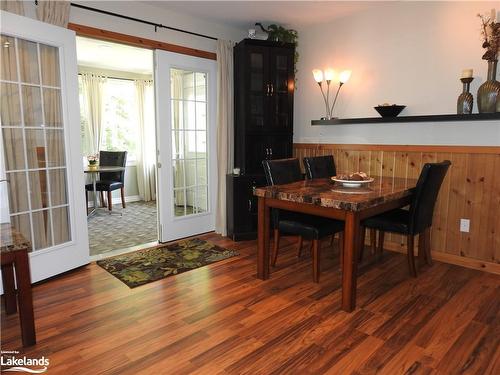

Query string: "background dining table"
[254, 176, 417, 312]
[84, 166, 126, 218]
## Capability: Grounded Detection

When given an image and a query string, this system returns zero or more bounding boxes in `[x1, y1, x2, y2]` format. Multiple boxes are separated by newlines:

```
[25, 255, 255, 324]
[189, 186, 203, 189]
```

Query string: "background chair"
[303, 155, 336, 180]
[360, 160, 451, 277]
[86, 151, 127, 211]
[303, 155, 341, 247]
[262, 158, 344, 282]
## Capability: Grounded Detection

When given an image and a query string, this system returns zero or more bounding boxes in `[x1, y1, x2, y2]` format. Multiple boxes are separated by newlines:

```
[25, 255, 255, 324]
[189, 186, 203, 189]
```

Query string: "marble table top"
[1, 223, 32, 254]
[254, 177, 417, 212]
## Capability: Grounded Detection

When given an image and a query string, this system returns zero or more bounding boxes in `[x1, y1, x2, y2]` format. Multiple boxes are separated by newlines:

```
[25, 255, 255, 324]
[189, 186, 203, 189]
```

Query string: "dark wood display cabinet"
[226, 174, 266, 241]
[227, 38, 295, 240]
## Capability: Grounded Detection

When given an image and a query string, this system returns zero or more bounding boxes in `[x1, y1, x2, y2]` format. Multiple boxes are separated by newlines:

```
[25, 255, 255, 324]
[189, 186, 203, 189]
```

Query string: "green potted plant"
[255, 23, 299, 77]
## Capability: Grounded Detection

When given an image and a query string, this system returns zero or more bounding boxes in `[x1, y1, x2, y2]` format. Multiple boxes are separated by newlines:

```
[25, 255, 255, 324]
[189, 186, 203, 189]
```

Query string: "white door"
[155, 50, 217, 242]
[0, 11, 89, 284]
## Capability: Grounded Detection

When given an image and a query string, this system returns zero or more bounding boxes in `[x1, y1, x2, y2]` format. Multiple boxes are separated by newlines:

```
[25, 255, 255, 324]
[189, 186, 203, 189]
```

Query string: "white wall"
[22, 1, 246, 51]
[294, 1, 500, 146]
[19, 0, 246, 202]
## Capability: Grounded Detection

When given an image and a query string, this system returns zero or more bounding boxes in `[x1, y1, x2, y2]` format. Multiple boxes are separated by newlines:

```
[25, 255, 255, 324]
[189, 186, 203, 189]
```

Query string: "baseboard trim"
[87, 195, 142, 208]
[382, 242, 500, 275]
[113, 195, 142, 205]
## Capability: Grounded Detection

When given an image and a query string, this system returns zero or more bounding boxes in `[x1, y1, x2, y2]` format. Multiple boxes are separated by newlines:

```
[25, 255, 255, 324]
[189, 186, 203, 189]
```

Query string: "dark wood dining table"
[1, 223, 36, 346]
[254, 176, 417, 312]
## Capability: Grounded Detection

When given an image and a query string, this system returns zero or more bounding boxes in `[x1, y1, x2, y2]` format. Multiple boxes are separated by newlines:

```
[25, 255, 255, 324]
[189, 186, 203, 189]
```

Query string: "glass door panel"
[1, 34, 71, 252]
[170, 68, 208, 217]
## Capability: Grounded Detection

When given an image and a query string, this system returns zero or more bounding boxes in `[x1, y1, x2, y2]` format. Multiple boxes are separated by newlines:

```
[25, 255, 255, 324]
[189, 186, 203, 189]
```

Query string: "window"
[79, 77, 139, 162]
[102, 79, 138, 161]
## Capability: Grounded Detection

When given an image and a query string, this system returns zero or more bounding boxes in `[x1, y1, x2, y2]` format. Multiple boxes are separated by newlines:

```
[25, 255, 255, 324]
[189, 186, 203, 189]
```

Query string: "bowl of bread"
[331, 172, 374, 188]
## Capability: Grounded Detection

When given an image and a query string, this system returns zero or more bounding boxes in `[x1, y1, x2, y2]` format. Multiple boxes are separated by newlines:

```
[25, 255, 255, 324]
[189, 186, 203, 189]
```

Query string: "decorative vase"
[477, 60, 500, 113]
[88, 162, 98, 170]
[457, 77, 473, 114]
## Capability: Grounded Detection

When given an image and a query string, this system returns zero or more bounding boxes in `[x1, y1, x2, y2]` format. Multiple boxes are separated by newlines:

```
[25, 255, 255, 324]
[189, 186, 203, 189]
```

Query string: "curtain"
[215, 40, 234, 236]
[0, 0, 25, 15]
[80, 73, 106, 157]
[134, 79, 156, 202]
[36, 0, 71, 28]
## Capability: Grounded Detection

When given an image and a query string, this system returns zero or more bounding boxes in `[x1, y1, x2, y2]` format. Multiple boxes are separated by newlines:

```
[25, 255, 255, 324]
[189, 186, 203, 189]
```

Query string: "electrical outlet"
[460, 219, 470, 233]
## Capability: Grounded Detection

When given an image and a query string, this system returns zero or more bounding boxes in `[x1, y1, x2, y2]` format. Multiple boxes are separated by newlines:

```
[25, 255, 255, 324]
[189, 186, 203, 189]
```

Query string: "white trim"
[89, 240, 158, 262]
[86, 195, 142, 208]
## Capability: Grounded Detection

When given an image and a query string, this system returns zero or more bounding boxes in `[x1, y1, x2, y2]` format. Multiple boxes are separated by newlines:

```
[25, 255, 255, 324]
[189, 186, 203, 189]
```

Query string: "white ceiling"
[144, 1, 377, 28]
[76, 36, 153, 75]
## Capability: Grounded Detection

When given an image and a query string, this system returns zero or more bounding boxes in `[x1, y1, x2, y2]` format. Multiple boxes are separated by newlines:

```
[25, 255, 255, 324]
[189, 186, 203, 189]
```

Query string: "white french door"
[155, 50, 217, 242]
[0, 11, 89, 284]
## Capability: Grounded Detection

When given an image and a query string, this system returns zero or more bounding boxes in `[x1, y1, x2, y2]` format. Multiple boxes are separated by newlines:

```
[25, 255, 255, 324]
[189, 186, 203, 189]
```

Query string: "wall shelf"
[311, 113, 500, 125]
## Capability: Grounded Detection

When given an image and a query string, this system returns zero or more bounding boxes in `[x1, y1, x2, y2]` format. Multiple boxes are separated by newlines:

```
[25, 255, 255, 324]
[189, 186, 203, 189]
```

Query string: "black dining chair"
[262, 158, 344, 282]
[360, 160, 451, 277]
[85, 151, 127, 211]
[303, 155, 337, 180]
[303, 154, 342, 248]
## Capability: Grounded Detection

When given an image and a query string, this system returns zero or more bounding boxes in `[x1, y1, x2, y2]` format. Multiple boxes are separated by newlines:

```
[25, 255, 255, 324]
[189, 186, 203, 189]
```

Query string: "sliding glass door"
[1, 11, 89, 284]
[155, 51, 216, 242]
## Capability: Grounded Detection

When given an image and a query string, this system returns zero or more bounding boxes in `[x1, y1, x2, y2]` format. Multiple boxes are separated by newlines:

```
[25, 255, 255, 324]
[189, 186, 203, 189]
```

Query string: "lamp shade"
[339, 70, 352, 84]
[312, 69, 324, 83]
[324, 69, 334, 81]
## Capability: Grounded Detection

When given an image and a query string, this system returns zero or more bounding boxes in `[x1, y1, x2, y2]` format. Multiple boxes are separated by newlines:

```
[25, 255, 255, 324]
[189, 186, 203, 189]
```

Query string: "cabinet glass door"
[267, 135, 293, 161]
[270, 48, 294, 131]
[245, 135, 268, 174]
[246, 46, 269, 131]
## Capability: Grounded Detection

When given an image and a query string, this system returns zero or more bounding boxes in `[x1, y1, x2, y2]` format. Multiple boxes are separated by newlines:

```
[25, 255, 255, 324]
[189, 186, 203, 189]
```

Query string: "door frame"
[155, 50, 217, 242]
[1, 11, 89, 283]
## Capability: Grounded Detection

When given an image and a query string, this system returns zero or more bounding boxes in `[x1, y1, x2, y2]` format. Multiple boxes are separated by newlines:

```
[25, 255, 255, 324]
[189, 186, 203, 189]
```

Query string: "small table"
[1, 223, 36, 347]
[254, 177, 416, 312]
[84, 166, 126, 218]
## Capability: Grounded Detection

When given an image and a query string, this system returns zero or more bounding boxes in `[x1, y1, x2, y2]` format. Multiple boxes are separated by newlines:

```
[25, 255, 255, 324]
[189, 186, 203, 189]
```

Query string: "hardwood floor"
[1, 233, 499, 374]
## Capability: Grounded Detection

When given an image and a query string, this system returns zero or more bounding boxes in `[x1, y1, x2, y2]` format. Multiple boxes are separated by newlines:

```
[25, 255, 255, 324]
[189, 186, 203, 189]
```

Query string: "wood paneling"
[294, 143, 500, 274]
[1, 233, 499, 374]
[67, 23, 217, 60]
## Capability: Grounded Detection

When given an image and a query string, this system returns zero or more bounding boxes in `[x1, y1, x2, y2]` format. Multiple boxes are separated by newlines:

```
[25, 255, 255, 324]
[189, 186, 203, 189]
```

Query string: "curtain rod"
[34, 1, 218, 41]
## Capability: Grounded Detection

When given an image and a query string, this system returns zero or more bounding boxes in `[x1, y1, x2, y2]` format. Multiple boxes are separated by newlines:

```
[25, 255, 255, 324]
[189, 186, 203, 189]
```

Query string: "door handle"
[269, 148, 273, 158]
[248, 199, 252, 212]
[265, 148, 269, 158]
[270, 84, 274, 96]
[157, 162, 162, 168]
[266, 84, 270, 96]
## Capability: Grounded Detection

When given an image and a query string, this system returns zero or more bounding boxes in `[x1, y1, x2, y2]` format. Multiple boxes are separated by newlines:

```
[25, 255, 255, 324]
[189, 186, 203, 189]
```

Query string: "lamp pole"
[317, 81, 331, 120]
[330, 82, 344, 118]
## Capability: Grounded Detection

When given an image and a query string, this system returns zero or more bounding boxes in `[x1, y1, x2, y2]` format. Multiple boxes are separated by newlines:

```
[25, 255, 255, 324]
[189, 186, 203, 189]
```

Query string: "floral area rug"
[96, 238, 238, 288]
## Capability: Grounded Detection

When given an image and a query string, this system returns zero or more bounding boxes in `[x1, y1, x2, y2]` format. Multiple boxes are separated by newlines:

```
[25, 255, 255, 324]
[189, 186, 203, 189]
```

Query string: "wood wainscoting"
[293, 143, 500, 274]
